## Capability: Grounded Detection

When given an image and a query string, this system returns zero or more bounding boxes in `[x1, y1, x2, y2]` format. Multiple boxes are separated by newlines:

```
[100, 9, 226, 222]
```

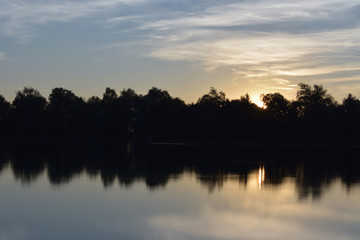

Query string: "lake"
[0, 142, 360, 240]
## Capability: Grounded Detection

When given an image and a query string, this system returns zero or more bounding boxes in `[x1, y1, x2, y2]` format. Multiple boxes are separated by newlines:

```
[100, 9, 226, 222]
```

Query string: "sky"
[0, 0, 360, 104]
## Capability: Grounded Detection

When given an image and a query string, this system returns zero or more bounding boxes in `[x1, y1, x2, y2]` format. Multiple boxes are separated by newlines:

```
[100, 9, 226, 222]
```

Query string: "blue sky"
[1, 0, 360, 104]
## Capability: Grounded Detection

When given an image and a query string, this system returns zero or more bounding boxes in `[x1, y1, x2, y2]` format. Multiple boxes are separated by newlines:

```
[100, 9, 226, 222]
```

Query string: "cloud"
[133, 0, 360, 94]
[0, 0, 148, 42]
[1, 0, 359, 98]
[141, 0, 358, 30]
[106, 15, 143, 24]
[147, 202, 360, 240]
[145, 28, 359, 90]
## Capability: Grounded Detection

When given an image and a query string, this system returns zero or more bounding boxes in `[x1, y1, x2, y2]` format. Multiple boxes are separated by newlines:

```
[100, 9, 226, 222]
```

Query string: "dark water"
[0, 143, 360, 240]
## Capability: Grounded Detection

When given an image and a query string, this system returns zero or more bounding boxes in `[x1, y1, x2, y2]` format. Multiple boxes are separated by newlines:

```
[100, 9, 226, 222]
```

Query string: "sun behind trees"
[0, 83, 360, 144]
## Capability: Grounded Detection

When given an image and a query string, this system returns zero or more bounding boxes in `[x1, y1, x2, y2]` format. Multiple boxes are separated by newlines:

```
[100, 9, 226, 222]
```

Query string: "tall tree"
[262, 92, 290, 118]
[12, 87, 47, 137]
[296, 83, 336, 109]
[0, 95, 10, 121]
[197, 87, 226, 108]
[102, 87, 117, 103]
[13, 87, 47, 112]
[48, 88, 86, 137]
[0, 95, 11, 136]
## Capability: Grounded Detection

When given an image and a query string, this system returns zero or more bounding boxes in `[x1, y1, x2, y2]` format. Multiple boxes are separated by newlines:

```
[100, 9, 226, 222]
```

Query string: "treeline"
[0, 83, 360, 144]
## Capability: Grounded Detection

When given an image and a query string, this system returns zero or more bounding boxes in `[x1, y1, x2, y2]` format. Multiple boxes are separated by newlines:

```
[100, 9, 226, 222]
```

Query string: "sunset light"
[258, 166, 266, 190]
[253, 98, 265, 108]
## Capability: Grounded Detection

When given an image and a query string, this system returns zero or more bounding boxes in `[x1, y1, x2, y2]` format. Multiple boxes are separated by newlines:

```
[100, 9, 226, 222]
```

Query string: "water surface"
[0, 143, 359, 240]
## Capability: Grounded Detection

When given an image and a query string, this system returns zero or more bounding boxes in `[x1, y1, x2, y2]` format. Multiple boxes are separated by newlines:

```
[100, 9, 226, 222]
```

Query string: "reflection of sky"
[0, 0, 360, 102]
[0, 166, 359, 240]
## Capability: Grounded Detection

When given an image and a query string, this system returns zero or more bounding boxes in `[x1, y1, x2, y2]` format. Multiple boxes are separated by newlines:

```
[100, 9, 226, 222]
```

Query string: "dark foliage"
[11, 87, 47, 137]
[1, 83, 359, 144]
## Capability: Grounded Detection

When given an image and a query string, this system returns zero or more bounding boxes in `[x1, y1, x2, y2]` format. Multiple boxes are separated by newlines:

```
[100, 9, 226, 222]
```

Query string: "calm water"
[0, 143, 360, 240]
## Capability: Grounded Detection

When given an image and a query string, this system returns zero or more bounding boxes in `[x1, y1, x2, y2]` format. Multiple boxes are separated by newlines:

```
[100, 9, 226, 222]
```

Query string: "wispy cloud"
[0, 0, 148, 43]
[1, 0, 359, 99]
[134, 0, 360, 93]
[145, 28, 359, 89]
[106, 15, 143, 24]
[141, 0, 358, 30]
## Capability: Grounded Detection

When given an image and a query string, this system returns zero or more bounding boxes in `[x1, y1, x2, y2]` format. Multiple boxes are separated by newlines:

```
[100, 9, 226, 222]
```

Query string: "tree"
[87, 96, 101, 105]
[0, 95, 10, 121]
[240, 93, 251, 105]
[47, 88, 86, 137]
[343, 94, 360, 113]
[120, 88, 138, 100]
[194, 88, 228, 138]
[0, 95, 11, 136]
[341, 94, 360, 139]
[295, 83, 339, 142]
[13, 87, 47, 112]
[12, 87, 47, 136]
[102, 88, 117, 103]
[296, 83, 336, 108]
[262, 92, 290, 118]
[145, 87, 171, 105]
[118, 89, 140, 136]
[197, 87, 226, 107]
[48, 88, 84, 111]
[86, 96, 102, 137]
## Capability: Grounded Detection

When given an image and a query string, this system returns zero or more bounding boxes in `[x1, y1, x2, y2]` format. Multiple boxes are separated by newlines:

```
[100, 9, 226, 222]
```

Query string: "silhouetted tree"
[47, 88, 86, 137]
[118, 88, 141, 136]
[340, 94, 360, 141]
[220, 94, 261, 141]
[343, 94, 360, 113]
[294, 83, 338, 142]
[1, 83, 360, 144]
[296, 83, 336, 114]
[239, 93, 252, 105]
[259, 93, 293, 141]
[102, 87, 117, 103]
[262, 93, 290, 118]
[120, 88, 138, 100]
[12, 87, 47, 137]
[13, 87, 47, 112]
[87, 96, 102, 138]
[101, 88, 122, 139]
[197, 87, 226, 107]
[0, 95, 11, 137]
[0, 95, 10, 118]
[138, 87, 187, 140]
[86, 96, 102, 138]
[48, 88, 83, 109]
[146, 87, 171, 104]
[195, 87, 227, 138]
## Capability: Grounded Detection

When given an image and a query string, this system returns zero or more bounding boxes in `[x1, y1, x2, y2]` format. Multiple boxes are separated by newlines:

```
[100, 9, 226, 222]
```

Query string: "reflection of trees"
[1, 143, 360, 199]
[295, 162, 333, 200]
[261, 150, 360, 200]
[0, 146, 10, 174]
[7, 144, 46, 183]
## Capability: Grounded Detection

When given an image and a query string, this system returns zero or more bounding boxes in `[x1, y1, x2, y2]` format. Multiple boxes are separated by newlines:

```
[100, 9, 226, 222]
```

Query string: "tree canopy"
[0, 83, 359, 144]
